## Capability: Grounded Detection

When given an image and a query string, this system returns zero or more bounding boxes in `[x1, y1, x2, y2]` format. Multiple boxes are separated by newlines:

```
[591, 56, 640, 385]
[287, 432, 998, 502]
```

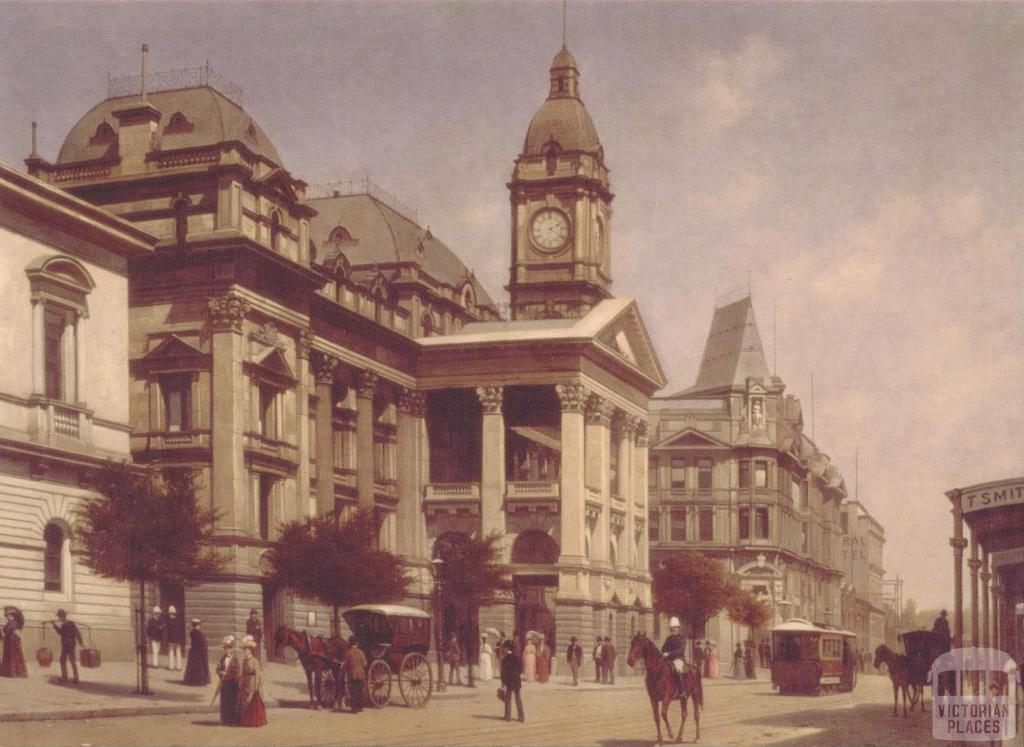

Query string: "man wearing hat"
[246, 608, 263, 662]
[344, 635, 368, 712]
[52, 609, 84, 684]
[566, 636, 582, 686]
[215, 635, 240, 725]
[183, 618, 210, 686]
[166, 605, 183, 671]
[932, 609, 951, 642]
[499, 639, 524, 722]
[661, 616, 688, 696]
[146, 606, 164, 668]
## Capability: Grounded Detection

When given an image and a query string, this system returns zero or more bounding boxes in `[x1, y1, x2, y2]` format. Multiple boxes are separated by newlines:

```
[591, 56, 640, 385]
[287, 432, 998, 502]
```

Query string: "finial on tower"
[30, 121, 38, 158]
[141, 44, 149, 102]
[562, 0, 567, 48]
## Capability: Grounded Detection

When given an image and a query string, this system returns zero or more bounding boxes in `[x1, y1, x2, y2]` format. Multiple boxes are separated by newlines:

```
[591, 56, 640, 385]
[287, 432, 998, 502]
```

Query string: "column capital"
[556, 382, 589, 413]
[635, 418, 649, 447]
[310, 350, 339, 386]
[980, 568, 991, 582]
[949, 537, 968, 551]
[296, 328, 314, 360]
[476, 385, 504, 414]
[207, 292, 251, 333]
[398, 388, 427, 418]
[356, 370, 379, 399]
[967, 558, 982, 573]
[585, 394, 613, 426]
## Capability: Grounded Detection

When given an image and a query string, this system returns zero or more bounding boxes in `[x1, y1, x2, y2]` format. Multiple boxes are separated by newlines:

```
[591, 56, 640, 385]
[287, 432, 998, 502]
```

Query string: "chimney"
[141, 43, 149, 102]
[30, 121, 38, 157]
[112, 44, 161, 170]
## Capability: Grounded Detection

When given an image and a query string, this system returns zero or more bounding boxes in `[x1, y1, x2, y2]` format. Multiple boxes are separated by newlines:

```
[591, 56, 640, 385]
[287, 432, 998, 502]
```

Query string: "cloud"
[685, 170, 769, 218]
[688, 35, 784, 133]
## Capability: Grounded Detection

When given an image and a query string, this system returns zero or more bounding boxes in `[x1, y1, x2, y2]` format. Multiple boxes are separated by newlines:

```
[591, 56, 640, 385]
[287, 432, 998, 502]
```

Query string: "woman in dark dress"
[215, 636, 240, 725]
[0, 607, 27, 678]
[183, 619, 210, 686]
[237, 636, 267, 727]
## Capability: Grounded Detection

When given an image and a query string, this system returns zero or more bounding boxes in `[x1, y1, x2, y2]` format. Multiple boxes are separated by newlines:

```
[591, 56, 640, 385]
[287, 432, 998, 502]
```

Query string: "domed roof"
[522, 47, 602, 158]
[57, 86, 283, 167]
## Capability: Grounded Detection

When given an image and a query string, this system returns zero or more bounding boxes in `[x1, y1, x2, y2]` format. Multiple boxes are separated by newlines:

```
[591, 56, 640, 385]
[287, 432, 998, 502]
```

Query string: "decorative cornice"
[309, 350, 339, 386]
[249, 321, 284, 349]
[356, 370, 379, 399]
[476, 385, 504, 415]
[398, 388, 427, 418]
[585, 394, 614, 426]
[207, 292, 251, 333]
[556, 382, 589, 413]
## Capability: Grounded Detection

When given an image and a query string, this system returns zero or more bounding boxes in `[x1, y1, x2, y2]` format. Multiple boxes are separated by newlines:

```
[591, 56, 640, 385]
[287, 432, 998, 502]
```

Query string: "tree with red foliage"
[652, 551, 736, 639]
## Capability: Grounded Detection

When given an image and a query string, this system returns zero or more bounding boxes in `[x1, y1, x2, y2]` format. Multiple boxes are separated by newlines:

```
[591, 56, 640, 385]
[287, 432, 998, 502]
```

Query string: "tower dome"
[522, 47, 602, 158]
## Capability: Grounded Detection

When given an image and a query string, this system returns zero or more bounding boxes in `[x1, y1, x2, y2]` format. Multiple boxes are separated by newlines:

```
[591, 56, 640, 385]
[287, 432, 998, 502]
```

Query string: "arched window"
[269, 211, 283, 252]
[461, 284, 475, 310]
[89, 121, 115, 146]
[44, 523, 64, 592]
[421, 312, 434, 338]
[329, 225, 352, 243]
[164, 112, 194, 134]
[511, 530, 559, 565]
[432, 531, 471, 561]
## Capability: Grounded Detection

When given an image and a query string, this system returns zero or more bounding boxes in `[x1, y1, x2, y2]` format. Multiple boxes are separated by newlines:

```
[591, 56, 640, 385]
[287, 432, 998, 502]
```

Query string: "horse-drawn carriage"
[770, 618, 858, 694]
[899, 629, 951, 698]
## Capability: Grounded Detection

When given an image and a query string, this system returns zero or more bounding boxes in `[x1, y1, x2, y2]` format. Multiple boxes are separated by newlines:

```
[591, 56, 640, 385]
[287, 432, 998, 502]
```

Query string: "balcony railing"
[506, 481, 559, 499]
[132, 430, 211, 451]
[424, 483, 480, 501]
[52, 404, 81, 438]
[375, 478, 397, 498]
[243, 433, 299, 464]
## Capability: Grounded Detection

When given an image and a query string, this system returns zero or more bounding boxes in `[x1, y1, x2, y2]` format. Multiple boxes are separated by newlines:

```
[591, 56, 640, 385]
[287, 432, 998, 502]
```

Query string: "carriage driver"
[661, 617, 688, 697]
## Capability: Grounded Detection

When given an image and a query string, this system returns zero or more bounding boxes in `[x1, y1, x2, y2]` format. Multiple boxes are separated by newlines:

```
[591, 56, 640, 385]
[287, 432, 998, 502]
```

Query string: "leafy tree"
[76, 462, 224, 695]
[267, 510, 410, 637]
[726, 587, 772, 642]
[433, 532, 511, 687]
[652, 552, 735, 638]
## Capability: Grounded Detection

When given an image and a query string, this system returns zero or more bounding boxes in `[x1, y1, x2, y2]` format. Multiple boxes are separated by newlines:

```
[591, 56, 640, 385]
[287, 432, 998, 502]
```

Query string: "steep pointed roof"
[674, 296, 771, 395]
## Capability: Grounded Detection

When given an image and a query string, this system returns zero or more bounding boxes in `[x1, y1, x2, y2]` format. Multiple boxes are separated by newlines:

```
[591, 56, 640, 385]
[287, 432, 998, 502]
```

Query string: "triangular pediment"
[141, 334, 203, 361]
[653, 427, 731, 451]
[254, 347, 296, 381]
[256, 168, 298, 202]
[593, 300, 667, 389]
[133, 334, 207, 375]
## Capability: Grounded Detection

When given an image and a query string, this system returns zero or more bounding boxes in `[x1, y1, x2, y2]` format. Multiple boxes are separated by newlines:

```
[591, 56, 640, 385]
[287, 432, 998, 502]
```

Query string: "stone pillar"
[991, 576, 1001, 651]
[310, 350, 339, 518]
[397, 388, 427, 559]
[981, 550, 991, 649]
[620, 415, 640, 572]
[295, 329, 312, 518]
[31, 300, 44, 394]
[949, 490, 966, 647]
[585, 394, 612, 565]
[208, 293, 251, 534]
[556, 383, 588, 565]
[75, 311, 87, 404]
[476, 386, 506, 542]
[356, 370, 378, 511]
[968, 530, 981, 651]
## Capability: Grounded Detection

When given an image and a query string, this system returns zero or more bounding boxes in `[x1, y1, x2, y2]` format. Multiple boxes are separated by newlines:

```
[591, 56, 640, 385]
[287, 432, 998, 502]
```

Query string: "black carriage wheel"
[398, 652, 432, 708]
[367, 659, 392, 708]
[318, 671, 337, 710]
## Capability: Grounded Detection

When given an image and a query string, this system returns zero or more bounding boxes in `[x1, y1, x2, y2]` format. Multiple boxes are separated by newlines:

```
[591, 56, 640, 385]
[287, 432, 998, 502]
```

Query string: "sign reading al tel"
[958, 478, 1024, 514]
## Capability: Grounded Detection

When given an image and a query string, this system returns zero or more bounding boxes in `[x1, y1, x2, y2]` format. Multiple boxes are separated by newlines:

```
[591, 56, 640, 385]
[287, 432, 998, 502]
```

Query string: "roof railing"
[107, 64, 244, 105]
[307, 177, 420, 224]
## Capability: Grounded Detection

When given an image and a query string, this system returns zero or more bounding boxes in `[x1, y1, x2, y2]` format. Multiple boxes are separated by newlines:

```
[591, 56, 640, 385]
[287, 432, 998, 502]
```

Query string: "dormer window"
[88, 121, 115, 146]
[461, 284, 476, 310]
[164, 111, 194, 134]
[329, 226, 352, 243]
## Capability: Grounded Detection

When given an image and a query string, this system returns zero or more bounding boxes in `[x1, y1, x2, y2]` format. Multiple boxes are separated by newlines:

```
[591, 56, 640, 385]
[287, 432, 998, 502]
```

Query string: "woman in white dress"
[523, 636, 537, 682]
[479, 634, 493, 682]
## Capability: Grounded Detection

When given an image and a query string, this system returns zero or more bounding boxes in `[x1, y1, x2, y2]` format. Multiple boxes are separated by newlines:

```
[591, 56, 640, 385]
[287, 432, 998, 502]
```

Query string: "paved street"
[0, 673, 967, 747]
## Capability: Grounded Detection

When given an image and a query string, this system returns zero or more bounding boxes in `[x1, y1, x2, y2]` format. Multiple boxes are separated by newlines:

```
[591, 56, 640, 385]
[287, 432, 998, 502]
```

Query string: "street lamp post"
[431, 558, 447, 693]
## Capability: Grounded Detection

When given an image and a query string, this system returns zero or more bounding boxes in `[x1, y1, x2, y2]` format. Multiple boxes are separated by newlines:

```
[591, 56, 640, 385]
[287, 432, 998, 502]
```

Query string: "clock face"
[530, 208, 571, 252]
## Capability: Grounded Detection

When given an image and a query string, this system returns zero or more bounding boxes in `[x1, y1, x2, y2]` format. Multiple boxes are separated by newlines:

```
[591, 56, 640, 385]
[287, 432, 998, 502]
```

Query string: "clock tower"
[508, 46, 613, 320]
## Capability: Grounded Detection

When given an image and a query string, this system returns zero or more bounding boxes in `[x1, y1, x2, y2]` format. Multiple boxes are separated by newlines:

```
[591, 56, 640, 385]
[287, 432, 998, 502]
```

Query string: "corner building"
[22, 47, 665, 666]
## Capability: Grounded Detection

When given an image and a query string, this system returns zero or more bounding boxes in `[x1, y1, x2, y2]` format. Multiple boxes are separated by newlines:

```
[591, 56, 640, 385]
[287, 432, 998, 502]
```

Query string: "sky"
[2, 1, 1022, 611]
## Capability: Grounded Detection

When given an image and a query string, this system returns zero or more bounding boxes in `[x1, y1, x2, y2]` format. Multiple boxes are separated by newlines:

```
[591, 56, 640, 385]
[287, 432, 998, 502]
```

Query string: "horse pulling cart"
[899, 629, 950, 701]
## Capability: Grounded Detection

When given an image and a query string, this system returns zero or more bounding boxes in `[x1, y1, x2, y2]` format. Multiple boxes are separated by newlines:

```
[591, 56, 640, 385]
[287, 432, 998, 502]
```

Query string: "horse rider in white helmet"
[661, 617, 688, 696]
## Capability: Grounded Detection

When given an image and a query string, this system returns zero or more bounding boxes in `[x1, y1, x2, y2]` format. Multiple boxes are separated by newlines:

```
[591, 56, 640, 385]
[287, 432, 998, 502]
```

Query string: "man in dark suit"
[566, 636, 583, 686]
[603, 637, 617, 684]
[500, 639, 524, 722]
[344, 635, 368, 712]
[246, 608, 263, 661]
[52, 609, 84, 683]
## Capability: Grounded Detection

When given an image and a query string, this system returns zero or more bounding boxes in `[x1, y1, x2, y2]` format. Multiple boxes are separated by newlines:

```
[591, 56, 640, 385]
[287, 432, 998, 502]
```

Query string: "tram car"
[771, 618, 858, 694]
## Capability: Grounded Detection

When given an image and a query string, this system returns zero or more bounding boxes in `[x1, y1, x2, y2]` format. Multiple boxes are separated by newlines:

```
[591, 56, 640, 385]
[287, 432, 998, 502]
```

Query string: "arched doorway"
[511, 531, 559, 654]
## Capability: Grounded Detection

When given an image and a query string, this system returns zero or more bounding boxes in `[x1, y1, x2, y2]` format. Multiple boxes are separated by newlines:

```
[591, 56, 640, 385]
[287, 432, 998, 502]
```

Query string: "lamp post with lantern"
[431, 557, 447, 693]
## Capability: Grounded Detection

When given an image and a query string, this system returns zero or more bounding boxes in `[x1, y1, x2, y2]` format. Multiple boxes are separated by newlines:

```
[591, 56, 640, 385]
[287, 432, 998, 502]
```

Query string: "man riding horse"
[661, 617, 688, 697]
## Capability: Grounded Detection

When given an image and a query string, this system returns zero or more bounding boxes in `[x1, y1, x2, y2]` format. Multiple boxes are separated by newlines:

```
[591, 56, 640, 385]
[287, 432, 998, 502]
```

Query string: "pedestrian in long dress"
[479, 635, 493, 682]
[499, 640, 524, 722]
[536, 636, 550, 683]
[0, 607, 27, 678]
[522, 636, 537, 682]
[708, 642, 720, 679]
[183, 619, 210, 686]
[52, 609, 83, 683]
[744, 643, 755, 679]
[732, 643, 744, 679]
[237, 636, 267, 727]
[216, 636, 241, 725]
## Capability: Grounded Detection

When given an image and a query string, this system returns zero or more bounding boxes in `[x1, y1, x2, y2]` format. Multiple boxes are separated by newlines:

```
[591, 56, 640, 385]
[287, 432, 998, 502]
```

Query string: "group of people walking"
[213, 634, 267, 727]
[0, 606, 86, 684]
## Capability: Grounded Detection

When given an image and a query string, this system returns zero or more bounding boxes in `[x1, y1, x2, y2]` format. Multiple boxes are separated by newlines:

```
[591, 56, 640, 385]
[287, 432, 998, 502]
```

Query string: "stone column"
[356, 370, 378, 512]
[397, 388, 427, 559]
[635, 420, 650, 580]
[295, 330, 312, 518]
[968, 530, 981, 650]
[981, 549, 991, 649]
[476, 386, 506, 542]
[619, 415, 639, 572]
[585, 394, 612, 565]
[310, 350, 338, 518]
[949, 490, 966, 647]
[208, 293, 251, 534]
[74, 311, 87, 404]
[556, 383, 588, 565]
[31, 300, 44, 394]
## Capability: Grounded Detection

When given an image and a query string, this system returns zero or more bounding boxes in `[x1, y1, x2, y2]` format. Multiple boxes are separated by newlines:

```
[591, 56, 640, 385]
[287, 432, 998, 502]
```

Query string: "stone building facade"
[0, 161, 156, 658]
[839, 499, 886, 655]
[647, 296, 847, 655]
[18, 45, 664, 668]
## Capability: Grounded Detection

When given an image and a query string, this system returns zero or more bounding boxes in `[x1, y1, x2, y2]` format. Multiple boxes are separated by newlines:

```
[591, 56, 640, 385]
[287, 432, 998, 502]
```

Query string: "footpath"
[0, 659, 773, 723]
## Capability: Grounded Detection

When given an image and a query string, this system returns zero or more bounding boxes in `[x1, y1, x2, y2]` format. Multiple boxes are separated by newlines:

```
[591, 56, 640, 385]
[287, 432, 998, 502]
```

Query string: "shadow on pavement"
[737, 700, 935, 747]
[189, 719, 224, 727]
[44, 676, 206, 703]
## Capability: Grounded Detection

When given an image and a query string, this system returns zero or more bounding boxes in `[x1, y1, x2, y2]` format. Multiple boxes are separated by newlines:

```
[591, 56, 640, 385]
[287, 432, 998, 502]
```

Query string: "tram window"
[798, 636, 819, 659]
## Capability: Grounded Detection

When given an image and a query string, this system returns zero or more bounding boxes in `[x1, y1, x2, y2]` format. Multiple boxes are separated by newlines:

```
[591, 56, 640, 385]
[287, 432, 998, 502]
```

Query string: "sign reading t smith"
[955, 478, 1024, 514]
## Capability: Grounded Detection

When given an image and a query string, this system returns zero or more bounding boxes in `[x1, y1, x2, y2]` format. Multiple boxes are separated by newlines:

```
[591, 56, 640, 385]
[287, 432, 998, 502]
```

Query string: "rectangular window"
[756, 507, 770, 539]
[754, 460, 769, 488]
[162, 375, 192, 432]
[698, 460, 713, 490]
[258, 384, 277, 439]
[801, 479, 809, 508]
[648, 509, 660, 542]
[374, 438, 386, 481]
[648, 462, 658, 489]
[670, 509, 686, 541]
[44, 309, 65, 401]
[698, 508, 714, 542]
[739, 507, 751, 540]
[258, 473, 273, 540]
[670, 458, 687, 489]
[610, 436, 621, 496]
[801, 522, 809, 554]
[840, 513, 849, 535]
[738, 460, 750, 489]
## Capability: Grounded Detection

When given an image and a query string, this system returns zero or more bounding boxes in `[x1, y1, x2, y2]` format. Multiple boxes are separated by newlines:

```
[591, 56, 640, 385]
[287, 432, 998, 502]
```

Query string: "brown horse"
[274, 626, 348, 709]
[627, 633, 703, 744]
[873, 644, 921, 718]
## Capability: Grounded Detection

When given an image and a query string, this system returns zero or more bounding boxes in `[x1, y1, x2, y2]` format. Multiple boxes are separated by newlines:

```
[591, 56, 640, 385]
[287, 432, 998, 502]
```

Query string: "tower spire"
[562, 0, 567, 48]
